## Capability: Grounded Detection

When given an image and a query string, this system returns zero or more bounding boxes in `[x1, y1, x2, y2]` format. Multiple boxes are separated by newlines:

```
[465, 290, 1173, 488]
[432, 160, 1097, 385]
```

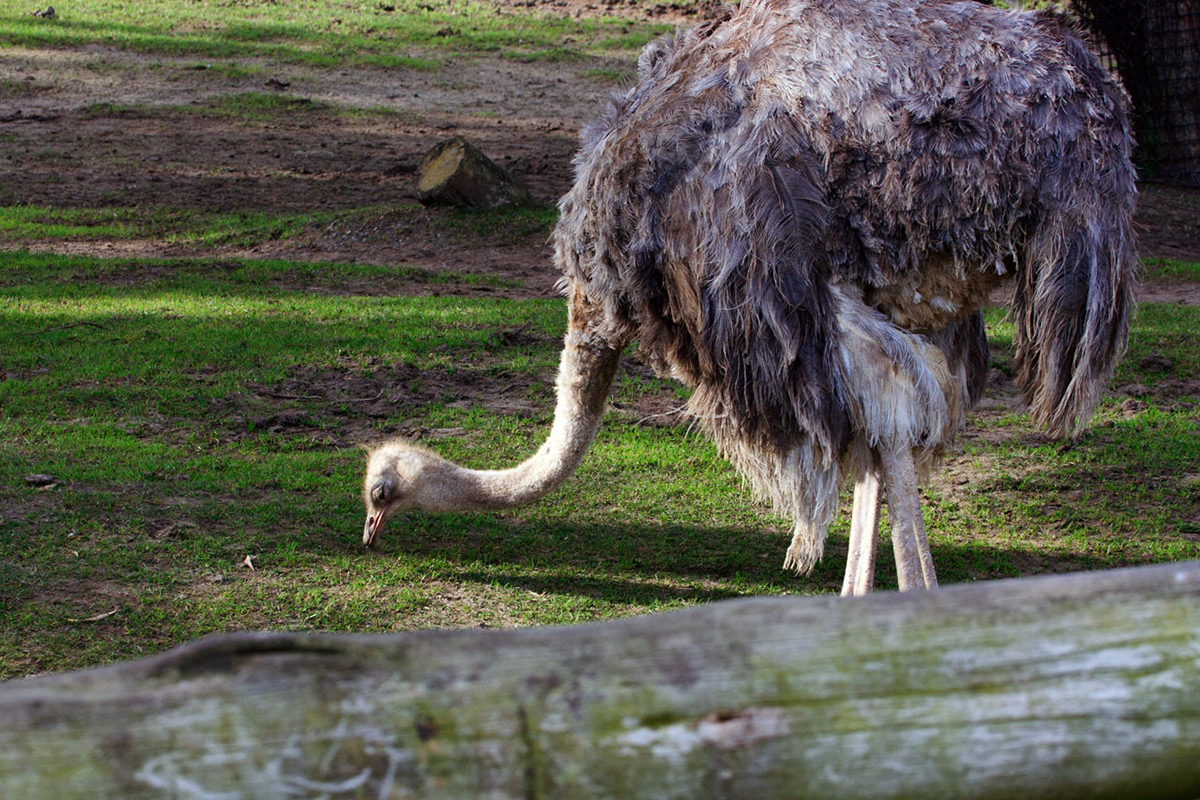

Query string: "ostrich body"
[364, 0, 1137, 594]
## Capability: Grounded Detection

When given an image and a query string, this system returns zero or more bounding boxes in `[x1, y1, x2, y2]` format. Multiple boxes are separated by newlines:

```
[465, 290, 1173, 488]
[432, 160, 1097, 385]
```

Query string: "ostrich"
[363, 0, 1137, 594]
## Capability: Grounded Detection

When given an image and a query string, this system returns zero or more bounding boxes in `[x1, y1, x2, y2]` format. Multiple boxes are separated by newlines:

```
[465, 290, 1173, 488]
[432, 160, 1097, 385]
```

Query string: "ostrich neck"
[424, 299, 624, 511]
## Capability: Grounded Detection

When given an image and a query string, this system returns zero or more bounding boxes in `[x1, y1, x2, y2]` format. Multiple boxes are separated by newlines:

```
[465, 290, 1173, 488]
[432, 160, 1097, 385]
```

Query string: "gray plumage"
[554, 0, 1137, 575]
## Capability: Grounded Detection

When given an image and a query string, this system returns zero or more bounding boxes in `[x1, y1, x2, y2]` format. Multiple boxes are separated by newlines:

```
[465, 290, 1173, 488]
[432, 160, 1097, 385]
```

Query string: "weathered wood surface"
[3, 561, 1200, 799]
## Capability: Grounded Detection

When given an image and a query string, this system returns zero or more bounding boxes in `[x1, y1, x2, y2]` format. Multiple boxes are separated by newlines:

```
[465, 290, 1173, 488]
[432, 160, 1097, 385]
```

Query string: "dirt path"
[2, 32, 1198, 302]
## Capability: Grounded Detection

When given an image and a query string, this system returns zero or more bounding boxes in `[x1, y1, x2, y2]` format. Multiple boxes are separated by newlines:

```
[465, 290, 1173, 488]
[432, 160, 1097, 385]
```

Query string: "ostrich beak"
[363, 511, 387, 547]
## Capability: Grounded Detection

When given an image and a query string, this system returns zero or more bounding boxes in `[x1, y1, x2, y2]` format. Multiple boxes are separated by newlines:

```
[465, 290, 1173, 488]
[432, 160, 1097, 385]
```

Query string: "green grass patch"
[435, 204, 559, 242]
[1118, 301, 1200, 383]
[81, 91, 418, 122]
[0, 205, 329, 247]
[0, 203, 559, 251]
[1144, 257, 1200, 283]
[0, 250, 789, 677]
[0, 253, 1195, 681]
[1, 251, 1198, 679]
[0, 0, 668, 65]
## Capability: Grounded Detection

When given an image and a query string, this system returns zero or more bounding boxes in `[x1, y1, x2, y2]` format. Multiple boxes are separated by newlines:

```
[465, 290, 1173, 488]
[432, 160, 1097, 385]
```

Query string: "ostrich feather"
[554, 0, 1137, 568]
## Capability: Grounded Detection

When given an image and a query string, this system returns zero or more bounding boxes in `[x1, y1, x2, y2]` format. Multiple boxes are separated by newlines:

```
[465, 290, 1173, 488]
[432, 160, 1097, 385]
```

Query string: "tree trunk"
[3, 561, 1200, 798]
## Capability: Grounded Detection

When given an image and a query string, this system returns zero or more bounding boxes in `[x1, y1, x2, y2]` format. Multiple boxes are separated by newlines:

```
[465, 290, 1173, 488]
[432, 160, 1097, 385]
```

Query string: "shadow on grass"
[2, 262, 1196, 653]
[362, 517, 1130, 599]
[451, 567, 752, 605]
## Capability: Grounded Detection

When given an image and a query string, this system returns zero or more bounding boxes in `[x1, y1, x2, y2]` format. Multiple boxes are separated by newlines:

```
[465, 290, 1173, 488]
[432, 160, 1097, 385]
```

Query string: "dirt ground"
[2, 12, 1199, 303]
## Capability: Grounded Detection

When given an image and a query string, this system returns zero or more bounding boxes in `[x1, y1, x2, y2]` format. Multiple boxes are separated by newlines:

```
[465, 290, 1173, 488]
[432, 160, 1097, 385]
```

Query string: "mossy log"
[3, 561, 1200, 798]
[415, 137, 534, 209]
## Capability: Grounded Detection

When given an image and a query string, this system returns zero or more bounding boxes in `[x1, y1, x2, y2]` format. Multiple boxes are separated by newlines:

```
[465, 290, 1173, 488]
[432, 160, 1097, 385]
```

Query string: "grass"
[0, 0, 668, 65]
[1, 0, 1197, 683]
[436, 204, 560, 242]
[0, 249, 767, 676]
[1144, 256, 1200, 283]
[0, 202, 559, 250]
[0, 205, 329, 246]
[81, 91, 425, 122]
[2, 244, 1198, 679]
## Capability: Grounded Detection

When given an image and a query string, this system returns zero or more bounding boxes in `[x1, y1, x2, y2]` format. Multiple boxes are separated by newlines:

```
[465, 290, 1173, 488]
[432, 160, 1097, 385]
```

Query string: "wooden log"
[3, 561, 1200, 798]
[415, 137, 535, 209]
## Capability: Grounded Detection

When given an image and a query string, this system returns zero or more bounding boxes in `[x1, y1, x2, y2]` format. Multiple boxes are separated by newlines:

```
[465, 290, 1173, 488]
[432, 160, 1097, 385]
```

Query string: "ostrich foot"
[841, 466, 882, 596]
[879, 444, 938, 591]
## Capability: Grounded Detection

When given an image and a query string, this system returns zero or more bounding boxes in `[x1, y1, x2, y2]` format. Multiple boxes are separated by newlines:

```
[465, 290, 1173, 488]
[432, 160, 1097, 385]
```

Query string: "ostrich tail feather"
[1009, 23, 1138, 440]
[1013, 200, 1138, 439]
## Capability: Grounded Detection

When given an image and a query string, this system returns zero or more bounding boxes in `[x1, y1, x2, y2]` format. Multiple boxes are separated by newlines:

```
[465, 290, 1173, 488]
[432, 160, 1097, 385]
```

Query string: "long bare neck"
[420, 294, 624, 511]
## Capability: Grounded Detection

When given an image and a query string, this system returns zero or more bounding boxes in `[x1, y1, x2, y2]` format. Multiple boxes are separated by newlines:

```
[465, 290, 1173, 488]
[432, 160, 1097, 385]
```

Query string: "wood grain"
[3, 561, 1199, 798]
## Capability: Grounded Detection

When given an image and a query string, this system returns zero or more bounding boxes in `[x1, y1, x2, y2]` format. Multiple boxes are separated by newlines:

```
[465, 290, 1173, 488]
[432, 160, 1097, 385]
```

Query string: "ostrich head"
[361, 440, 441, 547]
[360, 339, 625, 548]
[362, 437, 531, 546]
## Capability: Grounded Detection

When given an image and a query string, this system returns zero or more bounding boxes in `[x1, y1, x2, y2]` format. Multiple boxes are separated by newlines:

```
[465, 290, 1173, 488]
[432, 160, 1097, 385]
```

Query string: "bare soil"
[3, 22, 1198, 302]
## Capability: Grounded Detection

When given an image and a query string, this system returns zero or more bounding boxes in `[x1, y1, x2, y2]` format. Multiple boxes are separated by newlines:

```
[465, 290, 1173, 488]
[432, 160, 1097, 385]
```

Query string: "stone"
[415, 137, 534, 209]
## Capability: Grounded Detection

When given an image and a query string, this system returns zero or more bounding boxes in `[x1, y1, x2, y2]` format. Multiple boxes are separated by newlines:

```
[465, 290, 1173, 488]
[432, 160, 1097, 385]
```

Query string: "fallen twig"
[67, 608, 118, 624]
[24, 474, 58, 487]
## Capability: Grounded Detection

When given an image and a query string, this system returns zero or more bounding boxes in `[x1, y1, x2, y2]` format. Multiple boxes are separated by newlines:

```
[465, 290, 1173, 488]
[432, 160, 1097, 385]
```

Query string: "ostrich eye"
[370, 479, 394, 505]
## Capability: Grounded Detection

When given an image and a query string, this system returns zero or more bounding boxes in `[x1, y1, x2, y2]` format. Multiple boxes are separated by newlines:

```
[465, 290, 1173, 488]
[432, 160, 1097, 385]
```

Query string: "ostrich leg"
[878, 444, 938, 591]
[841, 466, 882, 596]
